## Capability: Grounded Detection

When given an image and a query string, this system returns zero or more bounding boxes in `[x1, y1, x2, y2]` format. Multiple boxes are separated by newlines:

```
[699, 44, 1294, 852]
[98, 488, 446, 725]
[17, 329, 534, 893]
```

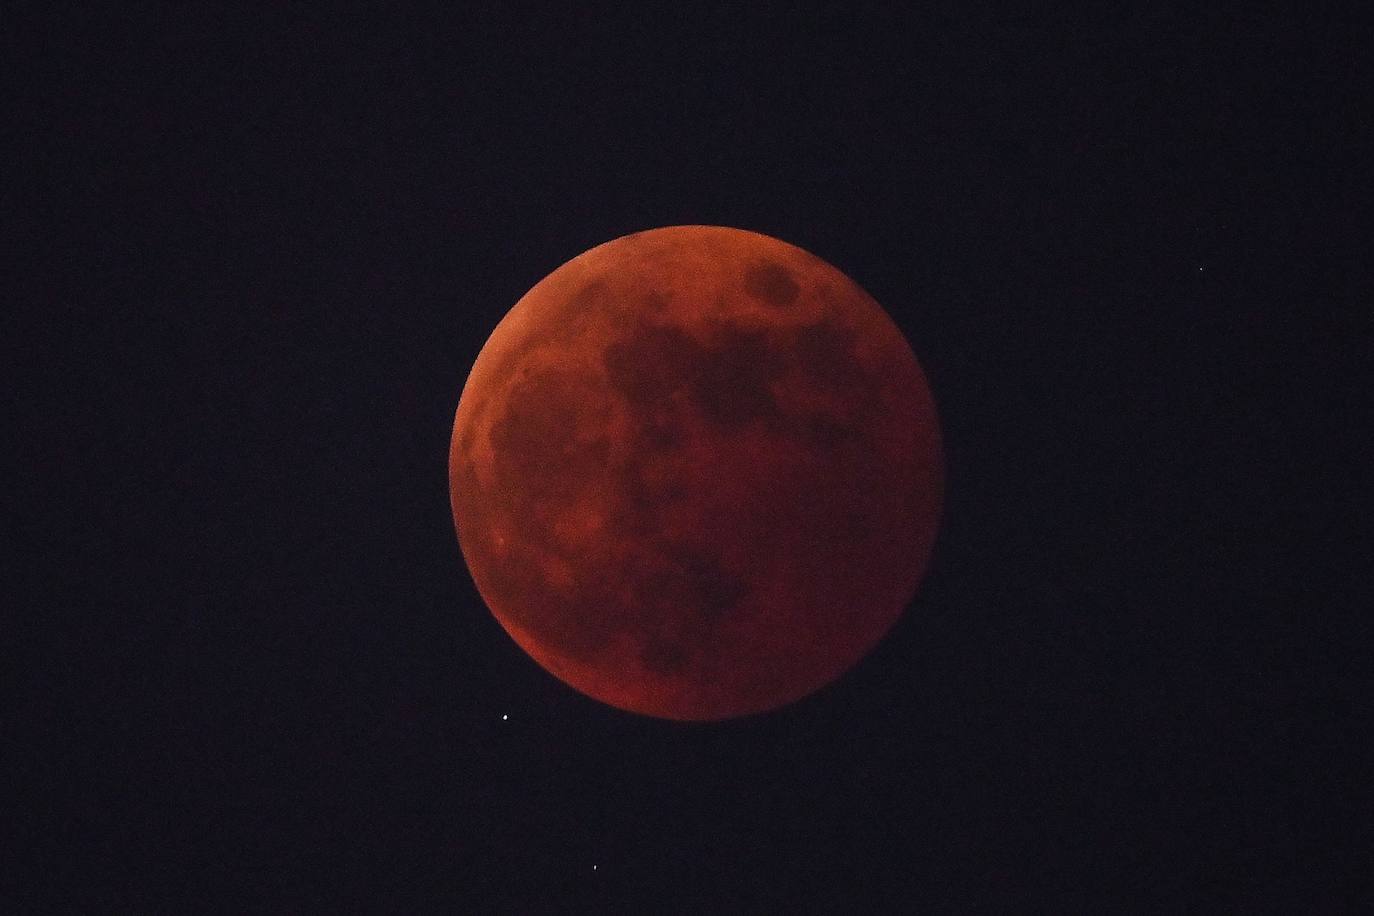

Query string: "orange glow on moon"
[450, 226, 942, 720]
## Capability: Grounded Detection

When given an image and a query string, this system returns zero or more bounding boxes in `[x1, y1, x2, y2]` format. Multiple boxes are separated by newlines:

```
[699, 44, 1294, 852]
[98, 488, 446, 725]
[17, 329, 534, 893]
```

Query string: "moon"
[449, 226, 942, 720]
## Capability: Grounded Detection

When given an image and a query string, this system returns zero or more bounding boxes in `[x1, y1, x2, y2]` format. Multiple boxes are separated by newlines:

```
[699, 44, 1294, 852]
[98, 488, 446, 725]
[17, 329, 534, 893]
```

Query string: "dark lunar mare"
[462, 300, 885, 674]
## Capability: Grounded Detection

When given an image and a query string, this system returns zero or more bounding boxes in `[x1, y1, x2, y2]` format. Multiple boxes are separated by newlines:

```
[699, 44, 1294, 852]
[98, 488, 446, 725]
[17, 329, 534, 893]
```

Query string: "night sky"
[9, 6, 1357, 911]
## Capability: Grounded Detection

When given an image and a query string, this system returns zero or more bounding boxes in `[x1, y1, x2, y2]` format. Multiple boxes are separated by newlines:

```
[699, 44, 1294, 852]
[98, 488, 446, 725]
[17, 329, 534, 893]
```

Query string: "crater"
[743, 261, 800, 307]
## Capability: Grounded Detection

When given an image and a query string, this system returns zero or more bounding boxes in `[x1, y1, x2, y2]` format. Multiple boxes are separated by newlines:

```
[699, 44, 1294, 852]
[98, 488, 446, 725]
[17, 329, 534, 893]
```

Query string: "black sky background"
[7, 5, 1360, 911]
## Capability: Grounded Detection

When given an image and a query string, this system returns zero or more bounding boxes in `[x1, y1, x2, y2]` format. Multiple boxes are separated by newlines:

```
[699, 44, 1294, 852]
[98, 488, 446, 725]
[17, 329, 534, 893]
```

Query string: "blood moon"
[449, 226, 942, 720]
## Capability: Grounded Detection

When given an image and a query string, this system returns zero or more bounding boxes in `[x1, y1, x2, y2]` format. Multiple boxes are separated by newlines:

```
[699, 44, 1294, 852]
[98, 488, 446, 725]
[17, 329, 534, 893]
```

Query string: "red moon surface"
[449, 226, 942, 720]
